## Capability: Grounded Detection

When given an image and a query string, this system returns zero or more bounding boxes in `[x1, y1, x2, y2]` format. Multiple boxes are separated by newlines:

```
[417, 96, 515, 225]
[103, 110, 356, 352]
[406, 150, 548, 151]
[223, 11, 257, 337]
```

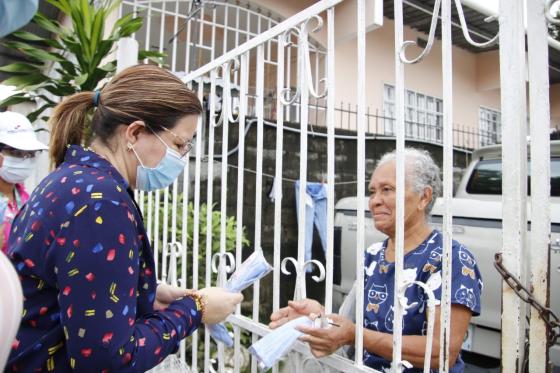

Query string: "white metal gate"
[121, 0, 557, 372]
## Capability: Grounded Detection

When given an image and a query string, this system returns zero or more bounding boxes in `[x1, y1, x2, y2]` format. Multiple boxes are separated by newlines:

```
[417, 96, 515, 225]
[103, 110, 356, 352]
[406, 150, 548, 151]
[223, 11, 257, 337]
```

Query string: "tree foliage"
[0, 0, 165, 123]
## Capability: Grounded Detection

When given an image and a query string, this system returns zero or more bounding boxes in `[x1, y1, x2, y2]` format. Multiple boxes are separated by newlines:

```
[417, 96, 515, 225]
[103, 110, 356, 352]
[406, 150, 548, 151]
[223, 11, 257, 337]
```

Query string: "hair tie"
[93, 90, 101, 107]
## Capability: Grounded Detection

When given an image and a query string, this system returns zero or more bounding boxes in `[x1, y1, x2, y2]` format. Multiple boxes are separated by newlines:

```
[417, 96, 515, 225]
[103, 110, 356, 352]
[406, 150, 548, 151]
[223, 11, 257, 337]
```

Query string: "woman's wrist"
[185, 290, 207, 323]
[345, 322, 356, 346]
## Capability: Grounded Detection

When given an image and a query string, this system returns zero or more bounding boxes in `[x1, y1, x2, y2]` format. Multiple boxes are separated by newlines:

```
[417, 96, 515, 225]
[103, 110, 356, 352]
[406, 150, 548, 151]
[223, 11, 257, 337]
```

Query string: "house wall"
[237, 1, 560, 133]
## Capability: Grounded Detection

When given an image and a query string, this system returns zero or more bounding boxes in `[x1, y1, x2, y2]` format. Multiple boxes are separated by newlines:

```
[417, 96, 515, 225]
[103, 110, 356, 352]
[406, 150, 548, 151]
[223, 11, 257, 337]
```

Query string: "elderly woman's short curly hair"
[376, 148, 442, 215]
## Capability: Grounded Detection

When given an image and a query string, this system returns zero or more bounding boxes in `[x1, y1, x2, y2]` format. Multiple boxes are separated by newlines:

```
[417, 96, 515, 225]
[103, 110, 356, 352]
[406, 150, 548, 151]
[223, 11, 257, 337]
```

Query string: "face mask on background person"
[0, 155, 37, 184]
[130, 130, 187, 192]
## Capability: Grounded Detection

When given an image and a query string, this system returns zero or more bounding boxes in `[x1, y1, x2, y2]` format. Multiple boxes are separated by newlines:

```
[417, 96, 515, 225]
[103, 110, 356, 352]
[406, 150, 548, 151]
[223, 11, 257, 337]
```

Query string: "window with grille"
[479, 107, 501, 146]
[383, 84, 443, 142]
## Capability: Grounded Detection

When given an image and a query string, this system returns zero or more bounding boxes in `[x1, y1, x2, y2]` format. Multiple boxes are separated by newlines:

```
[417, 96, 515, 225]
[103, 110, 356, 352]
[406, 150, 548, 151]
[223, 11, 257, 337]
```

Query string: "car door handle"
[552, 239, 560, 253]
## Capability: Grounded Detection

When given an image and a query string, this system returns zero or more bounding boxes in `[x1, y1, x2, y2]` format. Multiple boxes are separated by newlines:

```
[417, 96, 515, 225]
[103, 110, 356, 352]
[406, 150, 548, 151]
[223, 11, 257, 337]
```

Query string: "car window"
[466, 157, 560, 197]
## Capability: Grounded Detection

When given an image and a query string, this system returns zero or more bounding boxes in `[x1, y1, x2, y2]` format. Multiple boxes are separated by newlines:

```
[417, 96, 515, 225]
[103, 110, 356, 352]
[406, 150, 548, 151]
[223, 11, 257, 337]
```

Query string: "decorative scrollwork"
[546, 0, 560, 25]
[400, 0, 442, 64]
[393, 279, 438, 372]
[213, 57, 241, 127]
[211, 252, 236, 275]
[161, 242, 184, 287]
[279, 15, 328, 106]
[302, 14, 323, 35]
[281, 257, 326, 300]
[453, 0, 498, 48]
[400, 0, 499, 64]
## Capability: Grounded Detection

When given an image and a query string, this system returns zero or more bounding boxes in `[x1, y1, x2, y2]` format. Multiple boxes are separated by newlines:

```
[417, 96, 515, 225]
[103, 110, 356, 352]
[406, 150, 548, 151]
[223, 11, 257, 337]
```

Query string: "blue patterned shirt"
[7, 145, 202, 372]
[362, 230, 483, 372]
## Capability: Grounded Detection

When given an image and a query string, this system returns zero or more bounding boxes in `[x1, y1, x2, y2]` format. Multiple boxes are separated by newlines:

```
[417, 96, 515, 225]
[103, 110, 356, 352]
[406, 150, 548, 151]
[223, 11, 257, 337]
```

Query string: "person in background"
[6, 64, 242, 372]
[270, 148, 483, 372]
[0, 111, 48, 253]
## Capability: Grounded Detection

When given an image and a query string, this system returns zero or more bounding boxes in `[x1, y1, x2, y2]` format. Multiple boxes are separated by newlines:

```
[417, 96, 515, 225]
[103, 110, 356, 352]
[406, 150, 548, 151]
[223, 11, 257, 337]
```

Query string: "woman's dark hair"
[49, 64, 202, 167]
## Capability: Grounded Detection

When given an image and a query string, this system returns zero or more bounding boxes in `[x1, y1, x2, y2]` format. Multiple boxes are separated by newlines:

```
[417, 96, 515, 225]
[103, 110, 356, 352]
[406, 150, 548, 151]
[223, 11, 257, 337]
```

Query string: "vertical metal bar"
[158, 0, 166, 64]
[171, 178, 178, 245]
[273, 36, 285, 314]
[251, 44, 265, 373]
[233, 51, 249, 373]
[271, 35, 285, 373]
[392, 0, 406, 369]
[154, 189, 160, 279]
[440, 0, 453, 370]
[286, 42, 292, 122]
[354, 0, 366, 365]
[267, 17, 273, 61]
[217, 62, 231, 373]
[180, 147, 190, 362]
[138, 191, 145, 215]
[147, 191, 153, 241]
[184, 1, 192, 71]
[499, 0, 528, 371]
[162, 186, 170, 277]
[324, 6, 335, 315]
[143, 0, 152, 64]
[314, 46, 320, 126]
[171, 0, 179, 72]
[233, 7, 240, 84]
[296, 25, 309, 301]
[527, 1, 551, 371]
[191, 79, 205, 372]
[223, 4, 229, 55]
[211, 6, 217, 61]
[205, 69, 218, 373]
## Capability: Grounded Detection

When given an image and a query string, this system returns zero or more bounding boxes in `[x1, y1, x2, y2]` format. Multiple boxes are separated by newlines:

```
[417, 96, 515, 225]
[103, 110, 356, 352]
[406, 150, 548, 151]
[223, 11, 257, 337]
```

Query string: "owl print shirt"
[362, 230, 483, 372]
[6, 145, 202, 372]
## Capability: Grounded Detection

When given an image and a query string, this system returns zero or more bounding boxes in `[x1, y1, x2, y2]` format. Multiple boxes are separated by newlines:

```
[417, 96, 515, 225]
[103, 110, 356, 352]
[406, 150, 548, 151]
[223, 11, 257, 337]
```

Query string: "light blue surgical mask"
[131, 131, 187, 192]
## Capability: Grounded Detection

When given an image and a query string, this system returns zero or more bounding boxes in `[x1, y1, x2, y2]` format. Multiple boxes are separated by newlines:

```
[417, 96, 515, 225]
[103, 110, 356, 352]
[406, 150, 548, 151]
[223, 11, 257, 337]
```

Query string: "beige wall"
[334, 18, 503, 132]
[246, 1, 560, 133]
[213, 1, 560, 132]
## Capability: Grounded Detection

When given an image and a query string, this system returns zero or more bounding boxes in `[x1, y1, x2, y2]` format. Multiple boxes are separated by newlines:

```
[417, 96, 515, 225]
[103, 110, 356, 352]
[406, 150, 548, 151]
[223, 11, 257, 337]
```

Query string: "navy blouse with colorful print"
[6, 145, 202, 372]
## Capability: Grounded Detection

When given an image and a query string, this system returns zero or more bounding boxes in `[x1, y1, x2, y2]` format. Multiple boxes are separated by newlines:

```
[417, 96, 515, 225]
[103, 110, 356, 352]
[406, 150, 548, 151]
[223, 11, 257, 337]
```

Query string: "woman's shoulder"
[38, 162, 128, 202]
[428, 230, 479, 266]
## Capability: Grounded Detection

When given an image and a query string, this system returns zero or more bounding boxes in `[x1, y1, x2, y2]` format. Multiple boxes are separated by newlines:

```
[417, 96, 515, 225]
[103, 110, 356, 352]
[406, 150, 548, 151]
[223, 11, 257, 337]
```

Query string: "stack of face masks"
[248, 316, 315, 370]
[208, 250, 273, 347]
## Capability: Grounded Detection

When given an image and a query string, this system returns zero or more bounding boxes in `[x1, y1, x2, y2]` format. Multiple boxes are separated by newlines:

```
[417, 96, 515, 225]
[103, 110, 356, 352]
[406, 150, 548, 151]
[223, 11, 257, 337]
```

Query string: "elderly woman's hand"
[296, 314, 355, 358]
[269, 299, 324, 329]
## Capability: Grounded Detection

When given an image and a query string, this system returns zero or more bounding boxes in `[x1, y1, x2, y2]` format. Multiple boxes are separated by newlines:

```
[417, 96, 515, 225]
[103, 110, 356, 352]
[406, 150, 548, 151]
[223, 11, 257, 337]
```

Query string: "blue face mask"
[131, 132, 187, 192]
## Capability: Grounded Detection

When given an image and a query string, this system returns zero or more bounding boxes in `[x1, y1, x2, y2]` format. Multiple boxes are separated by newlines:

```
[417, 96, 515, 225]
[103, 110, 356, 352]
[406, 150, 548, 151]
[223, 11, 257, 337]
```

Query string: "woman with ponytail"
[5, 64, 242, 372]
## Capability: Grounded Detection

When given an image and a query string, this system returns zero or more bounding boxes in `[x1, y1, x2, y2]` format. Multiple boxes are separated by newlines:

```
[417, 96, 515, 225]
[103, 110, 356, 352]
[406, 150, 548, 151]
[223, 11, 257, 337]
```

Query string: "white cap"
[0, 111, 48, 151]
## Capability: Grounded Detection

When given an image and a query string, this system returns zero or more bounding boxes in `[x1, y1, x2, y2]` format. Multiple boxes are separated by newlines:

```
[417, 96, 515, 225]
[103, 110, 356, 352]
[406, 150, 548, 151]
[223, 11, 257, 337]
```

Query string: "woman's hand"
[269, 299, 324, 329]
[154, 283, 189, 310]
[297, 314, 355, 358]
[198, 287, 243, 324]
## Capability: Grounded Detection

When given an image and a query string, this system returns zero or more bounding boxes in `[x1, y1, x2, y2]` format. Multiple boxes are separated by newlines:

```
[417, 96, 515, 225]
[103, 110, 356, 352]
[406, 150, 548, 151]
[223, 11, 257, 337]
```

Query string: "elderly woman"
[270, 148, 482, 372]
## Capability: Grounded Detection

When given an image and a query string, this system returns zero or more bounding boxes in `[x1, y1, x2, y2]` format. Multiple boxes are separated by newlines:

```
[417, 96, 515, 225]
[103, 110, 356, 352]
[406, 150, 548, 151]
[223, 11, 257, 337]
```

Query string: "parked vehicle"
[332, 140, 560, 364]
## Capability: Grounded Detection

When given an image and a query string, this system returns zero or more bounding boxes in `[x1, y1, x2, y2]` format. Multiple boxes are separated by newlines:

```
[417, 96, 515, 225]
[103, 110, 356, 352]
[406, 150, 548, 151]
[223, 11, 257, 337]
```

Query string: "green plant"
[142, 192, 251, 286]
[0, 0, 165, 123]
[142, 192, 252, 369]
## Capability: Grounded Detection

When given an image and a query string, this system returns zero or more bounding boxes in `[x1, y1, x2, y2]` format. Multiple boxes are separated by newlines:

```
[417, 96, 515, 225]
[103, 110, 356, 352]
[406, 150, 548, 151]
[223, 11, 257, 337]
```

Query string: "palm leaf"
[0, 94, 33, 108]
[0, 62, 42, 74]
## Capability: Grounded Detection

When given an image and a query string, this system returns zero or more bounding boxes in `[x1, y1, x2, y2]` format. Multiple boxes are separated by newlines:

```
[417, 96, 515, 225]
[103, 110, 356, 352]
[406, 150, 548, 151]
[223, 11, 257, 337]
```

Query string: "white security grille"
[121, 0, 556, 372]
